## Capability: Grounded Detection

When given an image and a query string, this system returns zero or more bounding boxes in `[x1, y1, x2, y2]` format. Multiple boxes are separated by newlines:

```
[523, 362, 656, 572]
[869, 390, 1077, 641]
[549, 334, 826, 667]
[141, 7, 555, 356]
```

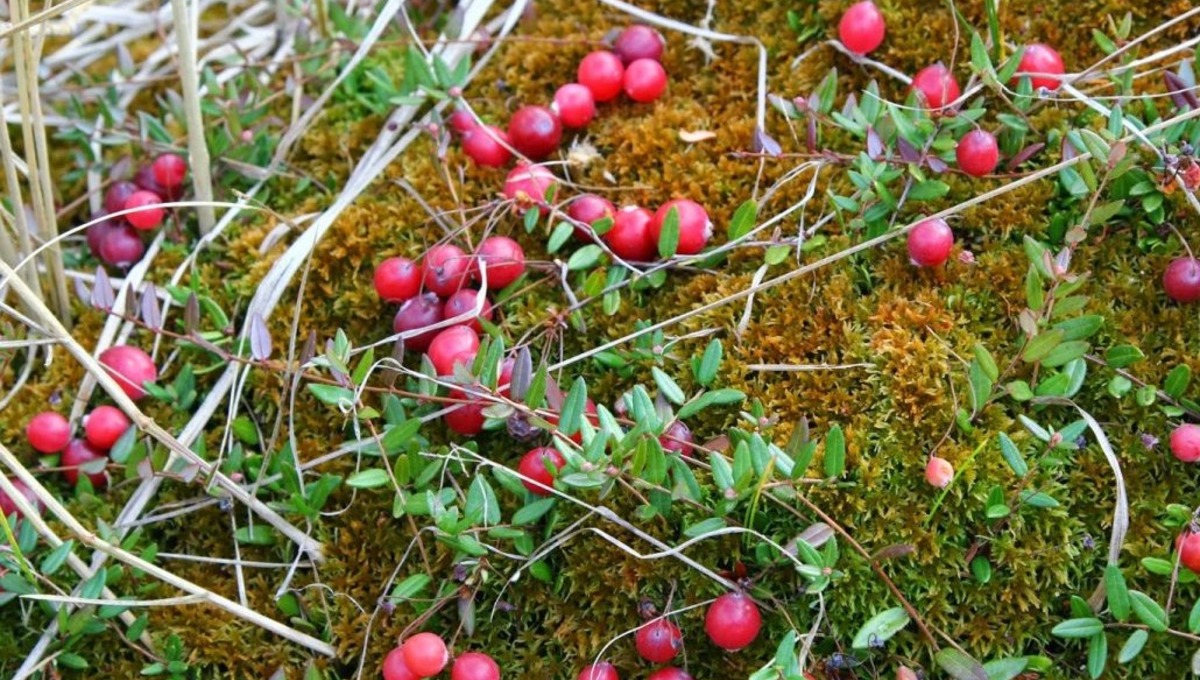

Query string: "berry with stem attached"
[553, 84, 597, 128]
[907, 218, 954, 267]
[577, 662, 619, 680]
[463, 125, 513, 168]
[925, 456, 954, 488]
[450, 652, 501, 680]
[1014, 43, 1065, 91]
[152, 153, 188, 189]
[99, 345, 158, 400]
[1170, 424, 1200, 463]
[517, 446, 566, 495]
[124, 191, 165, 230]
[448, 109, 478, 136]
[605, 206, 656, 261]
[26, 412, 71, 454]
[503, 164, 557, 214]
[428, 325, 481, 376]
[635, 618, 682, 663]
[474, 235, 527, 290]
[1163, 257, 1200, 303]
[508, 105, 562, 160]
[956, 129, 1000, 177]
[652, 199, 711, 255]
[623, 58, 667, 103]
[393, 293, 445, 352]
[443, 289, 494, 333]
[401, 633, 449, 677]
[911, 63, 961, 109]
[62, 438, 108, 488]
[613, 24, 665, 64]
[423, 244, 471, 297]
[85, 405, 130, 450]
[704, 592, 762, 651]
[578, 51, 625, 102]
[838, 1, 885, 55]
[375, 257, 422, 302]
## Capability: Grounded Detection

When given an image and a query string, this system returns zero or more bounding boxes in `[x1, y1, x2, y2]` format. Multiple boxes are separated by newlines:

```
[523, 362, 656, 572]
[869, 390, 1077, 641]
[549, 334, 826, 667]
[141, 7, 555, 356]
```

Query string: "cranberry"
[578, 51, 625, 103]
[84, 405, 130, 450]
[838, 1, 885, 55]
[98, 223, 146, 267]
[911, 63, 960, 109]
[578, 662, 619, 680]
[546, 398, 598, 444]
[652, 199, 711, 255]
[62, 438, 108, 488]
[613, 24, 665, 64]
[925, 456, 953, 488]
[445, 390, 486, 435]
[568, 194, 616, 241]
[104, 181, 139, 214]
[428, 325, 481, 376]
[635, 618, 682, 663]
[705, 592, 762, 651]
[86, 214, 116, 256]
[0, 477, 41, 518]
[906, 218, 953, 267]
[605, 206, 656, 261]
[443, 289, 494, 332]
[956, 129, 1000, 177]
[134, 164, 182, 200]
[450, 651, 500, 680]
[123, 190, 165, 230]
[503, 163, 557, 214]
[1179, 530, 1200, 573]
[1171, 424, 1200, 462]
[553, 83, 597, 128]
[659, 421, 694, 456]
[623, 59, 668, 103]
[383, 646, 419, 680]
[423, 244, 471, 296]
[463, 126, 513, 168]
[401, 633, 448, 677]
[394, 293, 445, 351]
[448, 109, 478, 136]
[99, 345, 158, 400]
[151, 153, 187, 189]
[1163, 257, 1200, 303]
[517, 446, 566, 495]
[26, 411, 71, 453]
[374, 257, 422, 302]
[507, 105, 562, 160]
[647, 669, 693, 680]
[474, 235, 527, 290]
[1014, 43, 1065, 91]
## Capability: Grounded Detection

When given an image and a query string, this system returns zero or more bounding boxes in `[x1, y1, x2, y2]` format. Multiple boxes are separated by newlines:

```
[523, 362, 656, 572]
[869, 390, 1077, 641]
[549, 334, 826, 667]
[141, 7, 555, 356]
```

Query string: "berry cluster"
[88, 154, 189, 268]
[382, 632, 500, 680]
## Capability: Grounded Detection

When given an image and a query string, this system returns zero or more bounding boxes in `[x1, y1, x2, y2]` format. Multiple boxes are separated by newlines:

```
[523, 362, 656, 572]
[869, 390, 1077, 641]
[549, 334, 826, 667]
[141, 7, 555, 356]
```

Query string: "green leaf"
[1051, 617, 1104, 638]
[1190, 597, 1200, 633]
[1089, 199, 1125, 226]
[1106, 565, 1131, 621]
[558, 377, 588, 436]
[512, 497, 556, 525]
[982, 657, 1028, 680]
[108, 426, 138, 464]
[1023, 329, 1064, 363]
[1129, 591, 1168, 632]
[764, 245, 791, 265]
[974, 344, 999, 382]
[1054, 314, 1105, 341]
[969, 360, 993, 413]
[40, 540, 75, 576]
[971, 556, 992, 584]
[997, 433, 1028, 477]
[824, 425, 845, 478]
[235, 525, 276, 546]
[308, 384, 355, 406]
[567, 245, 605, 271]
[652, 367, 686, 405]
[657, 206, 680, 258]
[969, 31, 992, 75]
[728, 200, 758, 240]
[1165, 364, 1192, 398]
[58, 652, 88, 670]
[935, 648, 989, 680]
[1087, 632, 1108, 679]
[1106, 344, 1145, 368]
[909, 180, 951, 201]
[1041, 340, 1090, 368]
[851, 607, 910, 649]
[1025, 265, 1044, 310]
[547, 222, 574, 253]
[696, 339, 723, 387]
[677, 389, 745, 419]
[466, 475, 500, 526]
[1118, 630, 1148, 664]
[683, 517, 727, 538]
[346, 469, 390, 489]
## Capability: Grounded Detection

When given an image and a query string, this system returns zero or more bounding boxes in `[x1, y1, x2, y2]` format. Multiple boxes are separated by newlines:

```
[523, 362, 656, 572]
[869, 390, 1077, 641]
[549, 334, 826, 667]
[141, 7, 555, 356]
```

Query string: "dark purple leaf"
[897, 137, 920, 163]
[511, 346, 532, 400]
[249, 312, 272, 361]
[300, 330, 318, 367]
[1005, 142, 1045, 170]
[1061, 138, 1079, 161]
[188, 332, 224, 356]
[91, 266, 114, 310]
[140, 283, 162, 330]
[927, 157, 949, 174]
[805, 92, 819, 113]
[866, 126, 884, 159]
[871, 543, 915, 562]
[806, 116, 818, 152]
[752, 126, 782, 157]
[184, 293, 200, 334]
[1165, 71, 1198, 110]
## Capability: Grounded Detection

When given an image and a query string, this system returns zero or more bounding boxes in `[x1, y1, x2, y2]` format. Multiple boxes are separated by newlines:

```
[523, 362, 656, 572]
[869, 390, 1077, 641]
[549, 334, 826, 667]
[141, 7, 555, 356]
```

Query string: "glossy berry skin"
[99, 223, 146, 267]
[401, 633, 448, 677]
[0, 477, 41, 518]
[423, 244, 471, 297]
[613, 24, 665, 64]
[838, 1, 885, 55]
[568, 194, 616, 241]
[907, 218, 954, 267]
[463, 125, 513, 168]
[27, 412, 71, 454]
[553, 84, 597, 129]
[635, 618, 683, 663]
[448, 109, 478, 136]
[428, 325, 481, 376]
[622, 59, 668, 103]
[445, 390, 486, 436]
[62, 438, 108, 488]
[705, 592, 762, 651]
[451, 652, 501, 680]
[577, 663, 619, 680]
[1015, 43, 1065, 91]
[925, 456, 954, 488]
[104, 181, 139, 214]
[382, 646, 418, 680]
[578, 51, 625, 102]
[653, 199, 711, 255]
[152, 153, 187, 188]
[374, 257, 422, 302]
[507, 105, 562, 160]
[99, 345, 158, 400]
[956, 129, 1000, 177]
[660, 421, 693, 456]
[394, 293, 445, 351]
[134, 164, 182, 201]
[443, 289, 494, 333]
[475, 235, 527, 290]
[85, 405, 130, 450]
[1178, 530, 1200, 573]
[911, 63, 961, 109]
[1163, 257, 1200, 303]
[517, 447, 566, 495]
[647, 669, 693, 680]
[123, 190, 165, 230]
[86, 215, 116, 256]
[1170, 424, 1200, 463]
[504, 164, 557, 214]
[605, 206, 657, 261]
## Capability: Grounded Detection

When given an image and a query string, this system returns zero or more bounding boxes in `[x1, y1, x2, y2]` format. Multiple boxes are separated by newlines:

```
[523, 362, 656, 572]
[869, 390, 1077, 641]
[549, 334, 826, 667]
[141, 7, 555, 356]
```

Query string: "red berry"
[123, 190, 165, 230]
[622, 59, 667, 103]
[578, 51, 625, 103]
[104, 181, 138, 214]
[568, 194, 616, 241]
[383, 646, 419, 680]
[956, 129, 1000, 177]
[62, 438, 108, 488]
[1179, 530, 1200, 573]
[98, 223, 146, 267]
[475, 235, 527, 290]
[553, 83, 597, 129]
[1014, 43, 1065, 91]
[443, 289, 494, 333]
[86, 214, 116, 256]
[85, 405, 130, 450]
[1164, 257, 1200, 303]
[27, 412, 71, 453]
[463, 126, 513, 168]
[635, 618, 682, 663]
[907, 218, 953, 267]
[911, 63, 961, 109]
[838, 1, 885, 55]
[423, 244, 471, 297]
[659, 421, 694, 456]
[503, 164, 557, 214]
[99, 345, 158, 400]
[517, 446, 566, 495]
[394, 293, 445, 351]
[507, 105, 562, 160]
[0, 477, 41, 518]
[705, 592, 762, 651]
[605, 206, 656, 261]
[375, 257, 422, 302]
[448, 109, 478, 136]
[450, 651, 500, 680]
[445, 389, 486, 436]
[925, 456, 954, 488]
[133, 164, 182, 200]
[428, 325, 481, 376]
[151, 153, 187, 189]
[647, 669, 693, 680]
[613, 24, 665, 64]
[401, 633, 448, 677]
[1171, 424, 1200, 463]
[652, 199, 711, 255]
[578, 662, 619, 680]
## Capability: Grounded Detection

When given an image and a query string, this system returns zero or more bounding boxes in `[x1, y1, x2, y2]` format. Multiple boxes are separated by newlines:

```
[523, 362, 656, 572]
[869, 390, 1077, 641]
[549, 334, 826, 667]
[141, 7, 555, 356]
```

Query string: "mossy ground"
[3, 0, 1200, 677]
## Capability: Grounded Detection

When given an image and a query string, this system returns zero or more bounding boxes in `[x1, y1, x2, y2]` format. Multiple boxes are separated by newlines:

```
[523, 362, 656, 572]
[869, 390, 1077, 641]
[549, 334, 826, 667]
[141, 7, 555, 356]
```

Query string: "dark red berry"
[517, 446, 566, 495]
[508, 105, 562, 160]
[956, 129, 1000, 177]
[443, 289, 494, 333]
[0, 477, 41, 518]
[605, 206, 656, 261]
[503, 163, 557, 214]
[104, 181, 138, 214]
[659, 421, 693, 456]
[394, 293, 444, 351]
[99, 345, 158, 400]
[462, 125, 513, 168]
[428, 325, 481, 376]
[450, 651, 500, 680]
[423, 244, 471, 296]
[448, 109, 478, 136]
[578, 51, 625, 103]
[622, 58, 667, 103]
[401, 633, 449, 677]
[151, 153, 187, 188]
[1014, 43, 1065, 91]
[84, 405, 130, 450]
[553, 83, 597, 128]
[635, 618, 682, 663]
[1170, 424, 1200, 463]
[86, 214, 116, 256]
[705, 592, 762, 651]
[383, 646, 418, 680]
[838, 1, 885, 55]
[374, 257, 422, 302]
[1163, 257, 1200, 303]
[133, 164, 182, 200]
[911, 63, 960, 109]
[567, 194, 616, 241]
[445, 389, 486, 435]
[578, 662, 619, 680]
[98, 223, 146, 267]
[647, 669, 693, 680]
[123, 191, 165, 230]
[613, 24, 665, 64]
[61, 438, 108, 488]
[26, 412, 70, 454]
[652, 199, 710, 255]
[907, 218, 953, 267]
[474, 235, 527, 290]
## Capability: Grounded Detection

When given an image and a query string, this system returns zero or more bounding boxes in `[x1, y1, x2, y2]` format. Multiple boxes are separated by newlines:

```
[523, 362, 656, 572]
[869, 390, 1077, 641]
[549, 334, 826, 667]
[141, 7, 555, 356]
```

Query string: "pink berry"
[401, 633, 448, 678]
[652, 199, 711, 255]
[635, 618, 682, 664]
[104, 181, 138, 214]
[838, 1, 886, 55]
[622, 59, 667, 103]
[507, 105, 562, 160]
[1178, 530, 1200, 573]
[517, 446, 566, 495]
[448, 109, 478, 136]
[462, 125, 513, 168]
[428, 325, 481, 376]
[133, 164, 181, 200]
[443, 289, 494, 333]
[553, 83, 597, 128]
[647, 669, 693, 680]
[374, 257, 422, 302]
[705, 592, 762, 651]
[123, 190, 165, 230]
[911, 63, 961, 109]
[0, 477, 41, 518]
[445, 390, 486, 436]
[659, 421, 694, 456]
[1014, 43, 1065, 91]
[98, 223, 146, 267]
[474, 235, 527, 290]
[578, 662, 619, 680]
[907, 218, 954, 267]
[394, 293, 444, 351]
[84, 405, 130, 450]
[423, 244, 471, 297]
[956, 129, 1000, 177]
[567, 194, 616, 241]
[578, 51, 625, 102]
[613, 24, 665, 64]
[383, 646, 419, 680]
[61, 438, 108, 488]
[605, 206, 656, 261]
[925, 456, 954, 488]
[151, 153, 187, 189]
[99, 345, 158, 400]
[1171, 424, 1200, 463]
[503, 164, 557, 214]
[26, 412, 70, 454]
[450, 651, 500, 680]
[1163, 257, 1200, 303]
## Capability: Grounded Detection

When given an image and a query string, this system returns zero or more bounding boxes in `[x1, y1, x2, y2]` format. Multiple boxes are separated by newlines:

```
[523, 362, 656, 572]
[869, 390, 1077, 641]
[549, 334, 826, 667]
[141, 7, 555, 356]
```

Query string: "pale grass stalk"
[0, 85, 43, 302]
[21, 594, 207, 607]
[170, 0, 216, 233]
